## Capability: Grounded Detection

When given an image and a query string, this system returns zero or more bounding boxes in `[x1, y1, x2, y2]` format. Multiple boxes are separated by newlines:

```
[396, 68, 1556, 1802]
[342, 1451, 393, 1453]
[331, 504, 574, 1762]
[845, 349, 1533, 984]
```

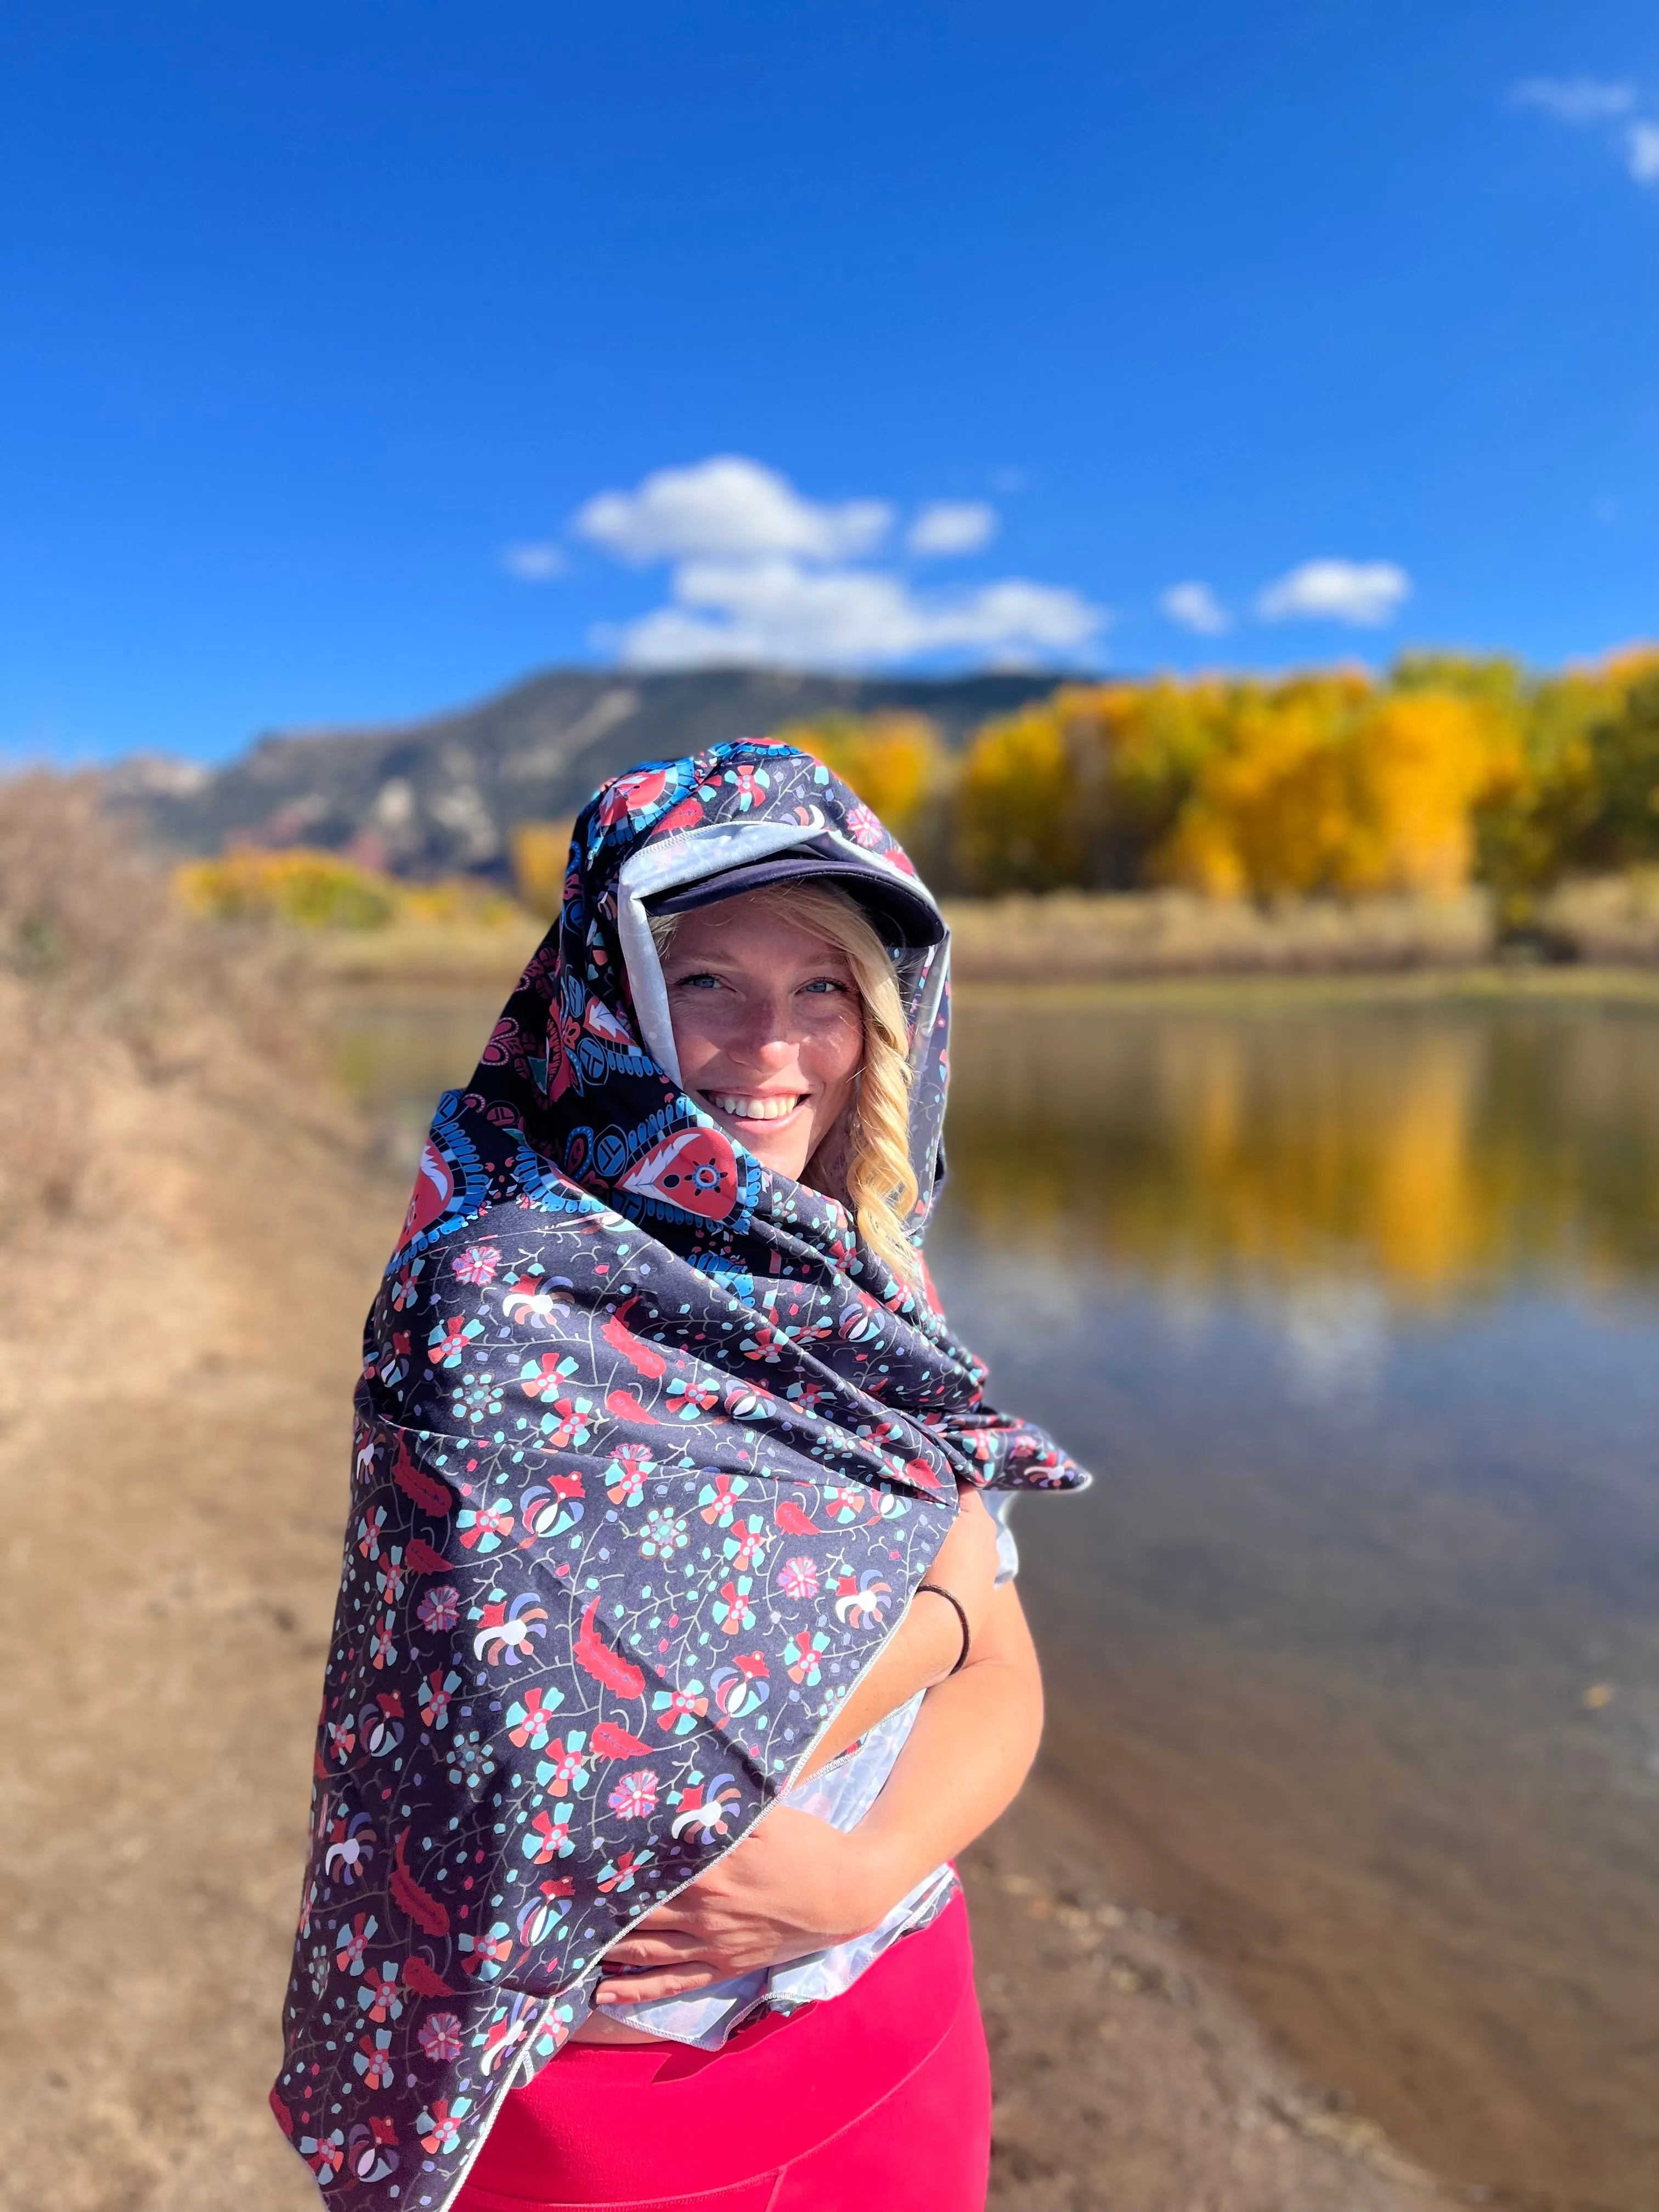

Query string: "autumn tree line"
[174, 649, 1659, 932]
[786, 650, 1659, 922]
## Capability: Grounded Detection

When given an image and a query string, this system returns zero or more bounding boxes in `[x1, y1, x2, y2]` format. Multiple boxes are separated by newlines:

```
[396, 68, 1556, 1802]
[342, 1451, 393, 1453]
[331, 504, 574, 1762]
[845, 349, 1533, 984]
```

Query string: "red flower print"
[453, 1243, 502, 1286]
[778, 1555, 819, 1599]
[607, 1768, 657, 1819]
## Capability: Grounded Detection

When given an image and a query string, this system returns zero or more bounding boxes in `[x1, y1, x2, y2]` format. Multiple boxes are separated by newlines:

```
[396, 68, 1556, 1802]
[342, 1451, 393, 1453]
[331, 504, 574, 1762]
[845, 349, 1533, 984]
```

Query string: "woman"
[273, 743, 1088, 2212]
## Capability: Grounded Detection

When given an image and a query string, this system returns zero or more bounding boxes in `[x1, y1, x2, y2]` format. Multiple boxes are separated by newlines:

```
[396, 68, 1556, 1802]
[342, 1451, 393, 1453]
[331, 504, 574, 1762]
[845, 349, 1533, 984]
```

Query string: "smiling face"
[659, 890, 865, 1181]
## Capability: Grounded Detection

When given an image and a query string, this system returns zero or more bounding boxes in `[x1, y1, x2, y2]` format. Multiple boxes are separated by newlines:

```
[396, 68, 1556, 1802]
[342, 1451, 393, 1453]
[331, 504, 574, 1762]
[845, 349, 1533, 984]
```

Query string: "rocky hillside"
[124, 664, 1065, 876]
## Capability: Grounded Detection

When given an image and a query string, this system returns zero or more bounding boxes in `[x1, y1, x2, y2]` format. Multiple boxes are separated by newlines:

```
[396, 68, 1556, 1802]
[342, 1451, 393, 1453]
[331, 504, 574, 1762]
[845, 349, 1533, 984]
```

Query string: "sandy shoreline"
[0, 1030, 1452, 2212]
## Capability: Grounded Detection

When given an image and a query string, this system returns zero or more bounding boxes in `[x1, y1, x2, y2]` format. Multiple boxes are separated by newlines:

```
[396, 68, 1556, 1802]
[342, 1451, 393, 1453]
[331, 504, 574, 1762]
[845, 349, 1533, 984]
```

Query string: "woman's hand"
[592, 1807, 889, 2009]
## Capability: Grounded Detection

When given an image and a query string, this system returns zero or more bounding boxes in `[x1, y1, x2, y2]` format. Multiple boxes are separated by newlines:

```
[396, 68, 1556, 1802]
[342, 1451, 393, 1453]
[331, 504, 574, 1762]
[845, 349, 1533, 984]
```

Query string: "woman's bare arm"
[590, 1578, 1043, 2007]
[793, 1482, 1004, 1781]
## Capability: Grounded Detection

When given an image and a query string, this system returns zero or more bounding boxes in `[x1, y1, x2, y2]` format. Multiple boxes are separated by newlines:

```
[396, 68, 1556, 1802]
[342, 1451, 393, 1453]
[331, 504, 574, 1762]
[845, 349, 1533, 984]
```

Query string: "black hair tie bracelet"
[916, 1583, 972, 1675]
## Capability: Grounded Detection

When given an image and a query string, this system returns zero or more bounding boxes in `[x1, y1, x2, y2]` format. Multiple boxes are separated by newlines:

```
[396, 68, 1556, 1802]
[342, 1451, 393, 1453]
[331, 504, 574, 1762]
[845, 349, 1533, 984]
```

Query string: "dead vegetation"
[940, 887, 1498, 983]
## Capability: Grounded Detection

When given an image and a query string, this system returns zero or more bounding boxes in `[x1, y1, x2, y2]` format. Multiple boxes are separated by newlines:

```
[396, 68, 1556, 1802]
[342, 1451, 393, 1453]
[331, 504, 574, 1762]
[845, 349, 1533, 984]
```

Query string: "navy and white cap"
[645, 831, 945, 950]
[617, 816, 949, 1086]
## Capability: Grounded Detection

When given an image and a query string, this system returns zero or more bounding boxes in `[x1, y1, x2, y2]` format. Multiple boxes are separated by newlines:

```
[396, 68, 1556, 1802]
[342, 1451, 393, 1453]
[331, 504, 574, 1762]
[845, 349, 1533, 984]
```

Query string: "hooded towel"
[272, 742, 1088, 2208]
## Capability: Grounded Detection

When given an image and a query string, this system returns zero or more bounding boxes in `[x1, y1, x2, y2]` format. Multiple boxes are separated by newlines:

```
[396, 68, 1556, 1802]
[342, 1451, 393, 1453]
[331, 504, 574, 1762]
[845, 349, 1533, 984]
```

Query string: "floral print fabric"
[272, 742, 1088, 2209]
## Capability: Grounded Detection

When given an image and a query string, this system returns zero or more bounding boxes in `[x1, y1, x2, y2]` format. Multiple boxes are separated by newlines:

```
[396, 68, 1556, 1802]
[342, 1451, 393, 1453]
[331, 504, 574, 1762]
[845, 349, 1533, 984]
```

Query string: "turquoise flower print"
[534, 1395, 595, 1450]
[722, 1514, 769, 1573]
[783, 1630, 831, 1686]
[445, 1731, 495, 1789]
[652, 1680, 709, 1735]
[504, 1685, 565, 1750]
[353, 2028, 395, 2087]
[532, 1732, 591, 1798]
[596, 1847, 654, 1893]
[721, 763, 770, 811]
[419, 1667, 460, 1729]
[455, 1368, 505, 1421]
[666, 1374, 721, 1420]
[637, 1508, 687, 1559]
[334, 1913, 377, 1975]
[519, 1351, 579, 1400]
[603, 1443, 654, 1506]
[712, 1577, 755, 1635]
[417, 2097, 472, 2155]
[455, 1497, 514, 1554]
[696, 1471, 748, 1526]
[428, 1315, 483, 1368]
[461, 1921, 513, 1981]
[301, 2130, 346, 2183]
[524, 1803, 575, 1864]
[357, 1962, 403, 2023]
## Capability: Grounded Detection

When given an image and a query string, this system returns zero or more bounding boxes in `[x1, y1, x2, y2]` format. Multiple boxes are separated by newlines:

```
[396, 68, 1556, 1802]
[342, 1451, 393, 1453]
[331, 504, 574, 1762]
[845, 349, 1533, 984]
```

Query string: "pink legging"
[454, 1890, 991, 2211]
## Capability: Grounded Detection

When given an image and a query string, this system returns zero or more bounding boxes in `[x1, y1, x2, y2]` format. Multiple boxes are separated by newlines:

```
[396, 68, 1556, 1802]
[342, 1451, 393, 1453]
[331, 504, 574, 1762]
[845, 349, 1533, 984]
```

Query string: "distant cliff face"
[129, 664, 1067, 875]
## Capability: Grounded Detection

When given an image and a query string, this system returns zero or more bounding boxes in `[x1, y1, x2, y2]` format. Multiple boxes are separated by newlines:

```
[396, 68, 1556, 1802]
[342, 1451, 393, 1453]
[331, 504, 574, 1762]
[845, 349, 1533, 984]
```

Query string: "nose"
[724, 990, 800, 1070]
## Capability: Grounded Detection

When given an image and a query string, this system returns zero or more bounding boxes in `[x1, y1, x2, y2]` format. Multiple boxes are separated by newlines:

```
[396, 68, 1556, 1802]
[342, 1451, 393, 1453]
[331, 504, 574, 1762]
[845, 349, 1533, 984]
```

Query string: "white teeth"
[711, 1093, 802, 1123]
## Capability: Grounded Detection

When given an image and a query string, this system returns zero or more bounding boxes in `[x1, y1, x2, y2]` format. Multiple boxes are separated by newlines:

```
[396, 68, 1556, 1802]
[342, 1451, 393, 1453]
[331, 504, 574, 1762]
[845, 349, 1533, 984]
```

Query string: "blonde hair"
[649, 881, 922, 1287]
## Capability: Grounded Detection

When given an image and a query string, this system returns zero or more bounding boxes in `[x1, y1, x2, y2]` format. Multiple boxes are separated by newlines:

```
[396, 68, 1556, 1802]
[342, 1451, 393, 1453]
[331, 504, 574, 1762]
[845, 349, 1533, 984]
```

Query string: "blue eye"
[674, 972, 723, 991]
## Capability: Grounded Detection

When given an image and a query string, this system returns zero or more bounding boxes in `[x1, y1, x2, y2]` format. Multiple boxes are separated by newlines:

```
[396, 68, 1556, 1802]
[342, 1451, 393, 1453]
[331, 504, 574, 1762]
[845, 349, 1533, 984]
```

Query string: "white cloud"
[1509, 76, 1636, 123]
[906, 500, 998, 556]
[614, 556, 1107, 670]
[573, 456, 891, 565]
[1628, 120, 1659, 180]
[1160, 580, 1232, 636]
[1256, 559, 1412, 628]
[502, 542, 567, 581]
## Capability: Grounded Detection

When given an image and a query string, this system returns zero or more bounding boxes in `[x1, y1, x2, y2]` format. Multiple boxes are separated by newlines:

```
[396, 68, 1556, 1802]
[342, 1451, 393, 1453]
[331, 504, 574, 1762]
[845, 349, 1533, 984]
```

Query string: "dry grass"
[1539, 870, 1659, 963]
[0, 774, 335, 1242]
[941, 887, 1497, 983]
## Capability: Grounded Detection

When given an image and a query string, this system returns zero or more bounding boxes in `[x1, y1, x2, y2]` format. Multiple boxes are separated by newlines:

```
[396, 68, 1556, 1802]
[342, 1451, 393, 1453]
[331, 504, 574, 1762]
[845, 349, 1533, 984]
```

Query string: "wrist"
[908, 1585, 967, 1686]
[836, 1819, 924, 1934]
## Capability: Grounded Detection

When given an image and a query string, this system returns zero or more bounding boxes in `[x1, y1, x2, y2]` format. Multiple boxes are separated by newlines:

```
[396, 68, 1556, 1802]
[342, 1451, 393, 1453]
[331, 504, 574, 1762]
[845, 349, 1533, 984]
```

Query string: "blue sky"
[4, 1, 1659, 763]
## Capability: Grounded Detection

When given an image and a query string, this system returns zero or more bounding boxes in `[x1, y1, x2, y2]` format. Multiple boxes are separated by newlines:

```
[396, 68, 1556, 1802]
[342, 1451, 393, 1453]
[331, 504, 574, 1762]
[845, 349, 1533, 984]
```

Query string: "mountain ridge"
[127, 663, 1071, 875]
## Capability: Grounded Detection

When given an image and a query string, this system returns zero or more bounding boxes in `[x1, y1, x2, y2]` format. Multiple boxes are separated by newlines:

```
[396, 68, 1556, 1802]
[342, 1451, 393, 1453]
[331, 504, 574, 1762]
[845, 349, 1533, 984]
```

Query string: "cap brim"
[647, 850, 945, 949]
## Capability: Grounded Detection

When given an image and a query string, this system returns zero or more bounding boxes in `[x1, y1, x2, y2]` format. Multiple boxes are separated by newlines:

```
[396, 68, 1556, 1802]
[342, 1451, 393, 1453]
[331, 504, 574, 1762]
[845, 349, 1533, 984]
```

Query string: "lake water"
[330, 978, 1659, 2209]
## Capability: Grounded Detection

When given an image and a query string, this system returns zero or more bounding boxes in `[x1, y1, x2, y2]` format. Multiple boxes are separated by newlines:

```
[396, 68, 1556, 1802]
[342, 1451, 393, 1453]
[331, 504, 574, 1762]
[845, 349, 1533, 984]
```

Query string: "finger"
[616, 1906, 702, 1939]
[603, 1933, 710, 1967]
[595, 1968, 719, 2006]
